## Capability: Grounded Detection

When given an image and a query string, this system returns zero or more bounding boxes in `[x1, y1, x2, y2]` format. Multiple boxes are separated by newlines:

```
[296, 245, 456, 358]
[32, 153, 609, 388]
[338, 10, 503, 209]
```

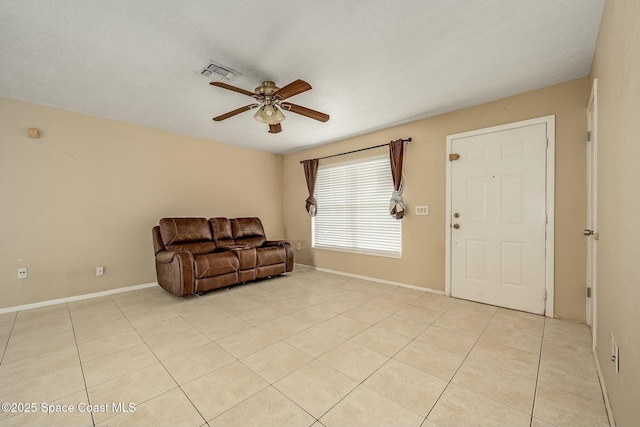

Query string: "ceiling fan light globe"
[253, 106, 268, 123]
[272, 106, 286, 123]
[254, 105, 286, 124]
[264, 105, 276, 118]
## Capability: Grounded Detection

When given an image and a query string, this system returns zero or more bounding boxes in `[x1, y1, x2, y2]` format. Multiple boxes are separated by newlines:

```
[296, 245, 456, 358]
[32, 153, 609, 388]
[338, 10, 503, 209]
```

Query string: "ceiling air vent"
[199, 60, 240, 81]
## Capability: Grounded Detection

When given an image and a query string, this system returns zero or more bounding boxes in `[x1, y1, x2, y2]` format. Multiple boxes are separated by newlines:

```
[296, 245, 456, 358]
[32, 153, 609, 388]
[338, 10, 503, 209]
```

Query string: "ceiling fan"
[210, 79, 330, 134]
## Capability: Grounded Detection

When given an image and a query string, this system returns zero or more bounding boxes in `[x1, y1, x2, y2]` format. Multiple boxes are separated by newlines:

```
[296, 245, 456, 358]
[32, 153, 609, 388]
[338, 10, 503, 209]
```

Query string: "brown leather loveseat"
[152, 217, 293, 297]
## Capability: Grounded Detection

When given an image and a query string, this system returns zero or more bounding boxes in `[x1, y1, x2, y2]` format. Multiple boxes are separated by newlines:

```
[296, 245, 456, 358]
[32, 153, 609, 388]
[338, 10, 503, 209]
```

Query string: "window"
[312, 155, 402, 258]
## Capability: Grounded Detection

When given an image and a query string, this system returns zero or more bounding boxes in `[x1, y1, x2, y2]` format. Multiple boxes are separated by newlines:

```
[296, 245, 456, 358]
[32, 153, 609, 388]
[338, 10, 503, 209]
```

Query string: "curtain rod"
[299, 138, 411, 164]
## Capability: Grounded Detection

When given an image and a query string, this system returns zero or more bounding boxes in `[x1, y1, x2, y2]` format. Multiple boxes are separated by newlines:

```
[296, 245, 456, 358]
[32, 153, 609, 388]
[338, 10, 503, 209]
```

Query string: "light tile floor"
[0, 266, 610, 427]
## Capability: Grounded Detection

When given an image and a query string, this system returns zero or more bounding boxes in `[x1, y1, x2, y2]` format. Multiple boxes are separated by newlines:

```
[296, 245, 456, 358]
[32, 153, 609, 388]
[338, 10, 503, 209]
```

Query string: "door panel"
[450, 123, 548, 314]
[466, 177, 487, 222]
[502, 174, 524, 223]
[466, 240, 486, 281]
[501, 242, 524, 287]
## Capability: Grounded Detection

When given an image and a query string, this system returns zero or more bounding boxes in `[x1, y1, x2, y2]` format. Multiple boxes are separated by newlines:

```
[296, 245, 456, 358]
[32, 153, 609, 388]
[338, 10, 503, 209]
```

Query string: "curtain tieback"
[389, 190, 406, 219]
[306, 196, 317, 217]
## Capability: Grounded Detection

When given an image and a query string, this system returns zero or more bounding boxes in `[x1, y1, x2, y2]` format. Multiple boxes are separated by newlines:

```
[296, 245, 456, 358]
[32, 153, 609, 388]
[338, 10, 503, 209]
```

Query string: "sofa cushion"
[231, 218, 267, 248]
[209, 217, 237, 249]
[159, 218, 215, 255]
[194, 251, 239, 279]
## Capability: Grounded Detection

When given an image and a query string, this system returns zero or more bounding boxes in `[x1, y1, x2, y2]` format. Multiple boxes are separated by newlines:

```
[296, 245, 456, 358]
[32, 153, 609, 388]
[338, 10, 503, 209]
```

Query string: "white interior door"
[447, 119, 552, 315]
[586, 79, 598, 348]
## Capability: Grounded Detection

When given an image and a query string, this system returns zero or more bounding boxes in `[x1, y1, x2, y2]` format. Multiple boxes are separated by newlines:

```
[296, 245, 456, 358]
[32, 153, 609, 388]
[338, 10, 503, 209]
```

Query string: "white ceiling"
[0, 0, 605, 154]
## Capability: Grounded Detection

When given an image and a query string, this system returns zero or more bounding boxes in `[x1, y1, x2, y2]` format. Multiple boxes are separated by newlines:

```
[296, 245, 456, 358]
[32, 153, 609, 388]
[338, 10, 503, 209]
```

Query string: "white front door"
[447, 118, 553, 315]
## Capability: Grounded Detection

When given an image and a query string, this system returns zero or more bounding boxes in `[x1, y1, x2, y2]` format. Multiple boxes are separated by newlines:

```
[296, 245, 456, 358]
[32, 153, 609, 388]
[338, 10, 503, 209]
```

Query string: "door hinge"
[587, 131, 592, 142]
[587, 287, 592, 298]
[449, 153, 460, 161]
[544, 290, 547, 301]
[584, 229, 600, 240]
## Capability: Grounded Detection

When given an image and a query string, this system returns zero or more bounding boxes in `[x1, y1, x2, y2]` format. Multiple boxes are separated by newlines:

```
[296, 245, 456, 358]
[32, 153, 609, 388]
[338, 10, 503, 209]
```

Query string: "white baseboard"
[293, 262, 314, 269]
[593, 349, 616, 427]
[0, 282, 158, 314]
[306, 265, 445, 295]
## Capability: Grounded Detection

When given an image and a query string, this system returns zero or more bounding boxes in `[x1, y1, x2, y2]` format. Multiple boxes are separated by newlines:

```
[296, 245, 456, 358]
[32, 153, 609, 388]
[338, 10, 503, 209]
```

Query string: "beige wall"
[0, 97, 284, 309]
[589, 0, 640, 425]
[284, 77, 590, 321]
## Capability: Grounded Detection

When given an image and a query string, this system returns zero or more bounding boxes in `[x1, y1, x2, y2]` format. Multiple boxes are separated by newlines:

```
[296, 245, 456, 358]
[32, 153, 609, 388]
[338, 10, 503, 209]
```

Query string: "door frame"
[445, 115, 556, 317]
[586, 78, 598, 348]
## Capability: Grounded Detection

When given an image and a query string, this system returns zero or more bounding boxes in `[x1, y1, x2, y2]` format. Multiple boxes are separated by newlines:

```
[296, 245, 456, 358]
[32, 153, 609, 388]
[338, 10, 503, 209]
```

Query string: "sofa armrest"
[156, 250, 178, 263]
[263, 241, 294, 272]
[154, 250, 195, 296]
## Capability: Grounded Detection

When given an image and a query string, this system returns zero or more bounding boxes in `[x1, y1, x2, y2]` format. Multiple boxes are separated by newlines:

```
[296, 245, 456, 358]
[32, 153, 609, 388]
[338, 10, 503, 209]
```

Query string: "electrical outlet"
[416, 206, 429, 215]
[296, 243, 301, 250]
[96, 266, 104, 277]
[17, 267, 28, 279]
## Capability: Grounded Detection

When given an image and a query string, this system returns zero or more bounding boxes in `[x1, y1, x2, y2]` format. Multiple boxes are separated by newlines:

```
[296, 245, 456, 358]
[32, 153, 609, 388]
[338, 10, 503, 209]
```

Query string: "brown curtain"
[389, 139, 406, 219]
[303, 159, 319, 216]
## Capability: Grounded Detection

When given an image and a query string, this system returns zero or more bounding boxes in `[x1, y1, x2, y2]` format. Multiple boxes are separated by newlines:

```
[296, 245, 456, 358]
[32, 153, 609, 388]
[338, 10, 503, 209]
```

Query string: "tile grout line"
[250, 289, 492, 423]
[0, 312, 27, 425]
[68, 302, 97, 427]
[422, 303, 548, 423]
[115, 295, 211, 426]
[80, 294, 175, 425]
[421, 303, 495, 424]
[349, 318, 434, 424]
[529, 315, 547, 427]
[0, 312, 18, 366]
[128, 305, 224, 426]
[0, 306, 82, 425]
[205, 286, 412, 425]
[206, 299, 344, 425]
[304, 301, 451, 425]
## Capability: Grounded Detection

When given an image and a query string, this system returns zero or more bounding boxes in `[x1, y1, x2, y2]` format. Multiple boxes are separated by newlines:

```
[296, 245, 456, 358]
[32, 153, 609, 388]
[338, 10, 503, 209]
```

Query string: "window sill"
[312, 245, 401, 259]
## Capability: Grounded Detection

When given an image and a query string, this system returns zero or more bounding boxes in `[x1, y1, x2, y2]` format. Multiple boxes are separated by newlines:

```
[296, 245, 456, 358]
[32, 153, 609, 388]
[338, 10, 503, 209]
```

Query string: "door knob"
[584, 229, 594, 236]
[453, 212, 460, 218]
[453, 224, 460, 229]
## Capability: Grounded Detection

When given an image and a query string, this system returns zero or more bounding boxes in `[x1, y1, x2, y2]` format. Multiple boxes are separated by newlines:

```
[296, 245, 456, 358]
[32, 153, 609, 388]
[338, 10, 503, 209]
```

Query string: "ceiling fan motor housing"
[255, 81, 279, 96]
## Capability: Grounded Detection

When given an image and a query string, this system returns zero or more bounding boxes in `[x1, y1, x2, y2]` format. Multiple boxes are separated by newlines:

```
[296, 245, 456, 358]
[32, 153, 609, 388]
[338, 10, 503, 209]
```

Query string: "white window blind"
[312, 155, 402, 258]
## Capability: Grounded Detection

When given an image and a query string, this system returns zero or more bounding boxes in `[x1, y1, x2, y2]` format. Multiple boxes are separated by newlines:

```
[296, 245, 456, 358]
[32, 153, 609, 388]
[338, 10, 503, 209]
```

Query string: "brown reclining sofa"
[152, 217, 293, 297]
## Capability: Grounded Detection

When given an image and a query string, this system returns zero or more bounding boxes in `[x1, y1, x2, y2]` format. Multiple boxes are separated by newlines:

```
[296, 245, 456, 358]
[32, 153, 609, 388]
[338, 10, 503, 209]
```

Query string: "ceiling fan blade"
[281, 102, 330, 122]
[210, 81, 256, 97]
[213, 104, 259, 121]
[273, 79, 312, 100]
[269, 123, 282, 134]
